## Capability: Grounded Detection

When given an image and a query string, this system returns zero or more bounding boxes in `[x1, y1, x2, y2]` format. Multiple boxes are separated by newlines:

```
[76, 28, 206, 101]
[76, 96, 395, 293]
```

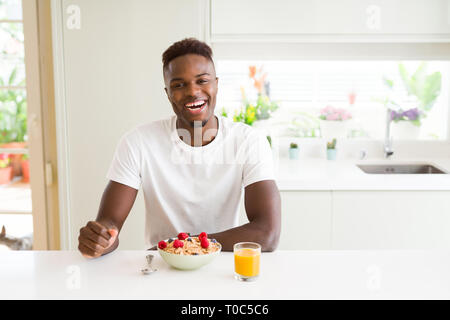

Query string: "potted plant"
[222, 65, 279, 128]
[380, 62, 441, 139]
[21, 153, 29, 183]
[0, 67, 28, 177]
[319, 105, 352, 139]
[247, 65, 279, 122]
[289, 142, 299, 160]
[389, 108, 422, 139]
[0, 153, 12, 185]
[326, 139, 337, 160]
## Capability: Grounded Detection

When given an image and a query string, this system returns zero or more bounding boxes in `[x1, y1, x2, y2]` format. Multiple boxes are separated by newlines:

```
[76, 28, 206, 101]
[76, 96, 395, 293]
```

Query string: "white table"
[1, 250, 449, 299]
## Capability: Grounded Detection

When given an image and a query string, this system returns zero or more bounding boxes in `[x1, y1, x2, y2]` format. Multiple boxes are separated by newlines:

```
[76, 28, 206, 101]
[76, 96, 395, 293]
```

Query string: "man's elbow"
[261, 225, 280, 252]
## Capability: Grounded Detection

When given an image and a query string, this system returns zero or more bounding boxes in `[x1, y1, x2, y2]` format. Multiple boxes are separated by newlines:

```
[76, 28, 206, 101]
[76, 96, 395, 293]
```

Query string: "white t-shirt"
[106, 115, 275, 248]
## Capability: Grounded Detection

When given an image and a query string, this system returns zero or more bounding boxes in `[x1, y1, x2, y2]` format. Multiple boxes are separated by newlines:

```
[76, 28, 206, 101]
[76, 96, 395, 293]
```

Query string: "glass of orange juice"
[234, 242, 261, 282]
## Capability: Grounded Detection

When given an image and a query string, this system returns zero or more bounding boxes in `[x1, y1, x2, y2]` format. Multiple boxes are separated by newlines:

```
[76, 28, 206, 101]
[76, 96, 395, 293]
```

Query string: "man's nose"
[185, 82, 201, 97]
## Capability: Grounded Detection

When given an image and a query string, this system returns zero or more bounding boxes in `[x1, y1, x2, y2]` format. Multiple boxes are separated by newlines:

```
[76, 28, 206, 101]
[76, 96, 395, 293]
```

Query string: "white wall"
[54, 0, 208, 249]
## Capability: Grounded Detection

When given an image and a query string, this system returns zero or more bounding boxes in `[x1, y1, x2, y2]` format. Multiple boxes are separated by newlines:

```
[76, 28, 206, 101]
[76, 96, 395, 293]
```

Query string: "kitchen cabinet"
[272, 189, 450, 250]
[211, 0, 450, 42]
[332, 191, 450, 249]
[240, 191, 333, 250]
[279, 191, 333, 249]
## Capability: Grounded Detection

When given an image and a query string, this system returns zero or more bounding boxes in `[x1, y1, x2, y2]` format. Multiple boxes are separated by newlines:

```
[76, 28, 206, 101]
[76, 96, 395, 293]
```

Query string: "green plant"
[0, 67, 27, 143]
[327, 138, 337, 150]
[377, 62, 441, 126]
[398, 62, 441, 112]
[266, 135, 272, 147]
[231, 94, 278, 126]
[239, 87, 279, 123]
[223, 65, 279, 126]
[220, 107, 228, 118]
[253, 94, 279, 120]
[290, 142, 298, 149]
[232, 104, 257, 126]
[286, 111, 321, 137]
[0, 154, 10, 168]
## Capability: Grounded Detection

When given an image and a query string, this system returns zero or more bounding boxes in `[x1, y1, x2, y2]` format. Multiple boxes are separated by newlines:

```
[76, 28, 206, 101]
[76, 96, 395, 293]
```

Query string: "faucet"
[384, 108, 394, 158]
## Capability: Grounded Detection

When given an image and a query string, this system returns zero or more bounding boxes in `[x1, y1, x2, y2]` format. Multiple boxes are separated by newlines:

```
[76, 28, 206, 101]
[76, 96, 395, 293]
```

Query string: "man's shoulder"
[119, 116, 173, 145]
[135, 116, 173, 133]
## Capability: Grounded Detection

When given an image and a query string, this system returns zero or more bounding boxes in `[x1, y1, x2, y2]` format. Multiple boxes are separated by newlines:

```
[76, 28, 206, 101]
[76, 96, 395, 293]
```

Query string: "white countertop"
[275, 158, 450, 191]
[1, 250, 449, 299]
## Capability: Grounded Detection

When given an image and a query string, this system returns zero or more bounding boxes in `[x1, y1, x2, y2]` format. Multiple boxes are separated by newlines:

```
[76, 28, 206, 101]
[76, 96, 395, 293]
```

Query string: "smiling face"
[164, 54, 218, 129]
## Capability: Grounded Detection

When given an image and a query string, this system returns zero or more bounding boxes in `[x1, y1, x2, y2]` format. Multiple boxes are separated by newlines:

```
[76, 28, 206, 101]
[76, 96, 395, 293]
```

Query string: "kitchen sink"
[357, 163, 447, 174]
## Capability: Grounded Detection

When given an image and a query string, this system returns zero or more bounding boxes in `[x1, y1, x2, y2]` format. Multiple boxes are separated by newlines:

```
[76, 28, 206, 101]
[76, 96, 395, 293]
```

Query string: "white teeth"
[185, 100, 206, 108]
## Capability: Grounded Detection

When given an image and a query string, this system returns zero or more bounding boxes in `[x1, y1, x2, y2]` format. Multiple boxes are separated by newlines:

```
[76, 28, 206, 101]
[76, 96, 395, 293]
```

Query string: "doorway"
[0, 0, 59, 250]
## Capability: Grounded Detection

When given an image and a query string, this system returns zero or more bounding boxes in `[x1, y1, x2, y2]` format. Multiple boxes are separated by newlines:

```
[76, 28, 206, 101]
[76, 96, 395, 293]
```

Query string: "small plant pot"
[0, 167, 13, 185]
[289, 148, 299, 160]
[0, 142, 27, 177]
[21, 159, 30, 183]
[391, 121, 421, 140]
[326, 148, 337, 160]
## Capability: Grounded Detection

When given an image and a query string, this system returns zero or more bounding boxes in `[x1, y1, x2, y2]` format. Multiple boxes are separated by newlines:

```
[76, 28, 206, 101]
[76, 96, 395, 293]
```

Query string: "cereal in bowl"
[158, 232, 220, 255]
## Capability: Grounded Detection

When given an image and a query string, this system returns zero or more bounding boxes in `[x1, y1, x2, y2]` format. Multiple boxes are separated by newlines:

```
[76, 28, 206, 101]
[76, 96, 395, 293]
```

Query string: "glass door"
[0, 0, 32, 250]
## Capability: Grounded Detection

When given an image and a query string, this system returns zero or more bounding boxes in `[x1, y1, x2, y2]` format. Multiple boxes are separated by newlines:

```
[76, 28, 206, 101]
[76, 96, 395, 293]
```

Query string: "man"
[78, 38, 281, 258]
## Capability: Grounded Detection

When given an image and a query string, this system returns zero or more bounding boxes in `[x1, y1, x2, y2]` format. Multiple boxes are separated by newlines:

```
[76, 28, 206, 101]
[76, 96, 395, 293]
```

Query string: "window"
[216, 60, 448, 140]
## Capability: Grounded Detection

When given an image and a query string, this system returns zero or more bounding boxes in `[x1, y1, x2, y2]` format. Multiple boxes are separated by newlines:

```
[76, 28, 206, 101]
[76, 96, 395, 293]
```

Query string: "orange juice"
[234, 248, 260, 277]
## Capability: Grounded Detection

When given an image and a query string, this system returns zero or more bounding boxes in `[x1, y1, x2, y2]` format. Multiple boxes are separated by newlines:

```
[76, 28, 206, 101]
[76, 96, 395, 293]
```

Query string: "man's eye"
[198, 79, 208, 84]
[172, 83, 183, 88]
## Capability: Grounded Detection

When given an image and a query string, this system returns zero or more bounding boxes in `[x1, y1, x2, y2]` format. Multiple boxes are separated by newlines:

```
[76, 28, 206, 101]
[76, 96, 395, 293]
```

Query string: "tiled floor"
[0, 177, 32, 213]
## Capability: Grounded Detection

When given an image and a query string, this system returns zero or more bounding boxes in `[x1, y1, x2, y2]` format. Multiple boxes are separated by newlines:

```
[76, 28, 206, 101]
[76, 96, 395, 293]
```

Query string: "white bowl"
[157, 240, 222, 270]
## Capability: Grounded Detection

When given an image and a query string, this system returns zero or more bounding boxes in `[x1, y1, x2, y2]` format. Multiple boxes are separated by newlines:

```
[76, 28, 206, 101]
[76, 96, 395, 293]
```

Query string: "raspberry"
[178, 232, 189, 240]
[158, 241, 167, 249]
[173, 239, 184, 248]
[200, 237, 209, 249]
[199, 232, 208, 240]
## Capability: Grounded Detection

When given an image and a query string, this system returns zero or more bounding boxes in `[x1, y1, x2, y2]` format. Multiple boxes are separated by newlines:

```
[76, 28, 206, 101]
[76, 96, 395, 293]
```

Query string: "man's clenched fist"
[78, 221, 118, 258]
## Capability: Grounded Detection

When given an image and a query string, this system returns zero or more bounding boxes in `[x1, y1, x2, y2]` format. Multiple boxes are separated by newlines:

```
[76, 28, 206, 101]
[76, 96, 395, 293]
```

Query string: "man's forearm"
[209, 220, 280, 252]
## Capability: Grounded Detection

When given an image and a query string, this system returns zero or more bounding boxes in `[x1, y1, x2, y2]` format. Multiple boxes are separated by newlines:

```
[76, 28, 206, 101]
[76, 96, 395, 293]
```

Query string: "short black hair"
[162, 38, 214, 71]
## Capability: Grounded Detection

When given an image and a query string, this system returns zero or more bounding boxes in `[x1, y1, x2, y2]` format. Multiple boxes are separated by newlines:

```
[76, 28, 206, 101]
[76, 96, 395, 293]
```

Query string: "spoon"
[141, 254, 157, 275]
